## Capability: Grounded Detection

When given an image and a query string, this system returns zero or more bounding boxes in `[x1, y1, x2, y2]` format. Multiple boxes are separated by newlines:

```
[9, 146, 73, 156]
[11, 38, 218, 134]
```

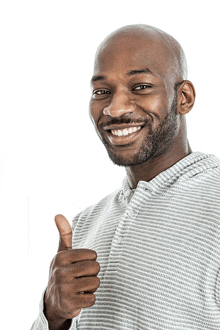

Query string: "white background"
[0, 1, 220, 329]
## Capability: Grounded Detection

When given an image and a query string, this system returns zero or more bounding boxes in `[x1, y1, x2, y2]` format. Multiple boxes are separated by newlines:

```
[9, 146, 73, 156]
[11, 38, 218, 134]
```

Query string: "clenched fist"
[44, 214, 100, 330]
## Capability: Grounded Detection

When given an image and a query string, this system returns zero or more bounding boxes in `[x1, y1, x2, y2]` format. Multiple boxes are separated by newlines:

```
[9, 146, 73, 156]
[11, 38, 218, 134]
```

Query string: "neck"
[125, 140, 192, 189]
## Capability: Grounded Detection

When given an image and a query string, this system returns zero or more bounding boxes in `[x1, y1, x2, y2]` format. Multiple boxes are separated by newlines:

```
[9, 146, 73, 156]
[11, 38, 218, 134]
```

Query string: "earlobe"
[178, 80, 196, 115]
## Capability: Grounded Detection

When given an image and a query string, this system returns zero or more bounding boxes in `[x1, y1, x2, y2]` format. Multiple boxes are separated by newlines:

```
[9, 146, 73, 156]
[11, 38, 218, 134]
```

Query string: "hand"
[44, 214, 100, 330]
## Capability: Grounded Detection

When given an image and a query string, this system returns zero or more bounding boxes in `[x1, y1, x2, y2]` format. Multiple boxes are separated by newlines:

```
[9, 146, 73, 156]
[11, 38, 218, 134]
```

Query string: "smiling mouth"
[110, 126, 142, 136]
[105, 125, 145, 146]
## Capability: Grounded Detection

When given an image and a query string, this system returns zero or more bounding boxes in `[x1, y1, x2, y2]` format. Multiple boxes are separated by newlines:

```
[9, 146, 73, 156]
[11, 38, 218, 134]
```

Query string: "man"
[31, 24, 220, 329]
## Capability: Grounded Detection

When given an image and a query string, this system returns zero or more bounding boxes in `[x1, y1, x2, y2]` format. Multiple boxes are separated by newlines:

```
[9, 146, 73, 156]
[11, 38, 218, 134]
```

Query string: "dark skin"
[89, 25, 195, 189]
[44, 214, 100, 330]
[44, 25, 196, 330]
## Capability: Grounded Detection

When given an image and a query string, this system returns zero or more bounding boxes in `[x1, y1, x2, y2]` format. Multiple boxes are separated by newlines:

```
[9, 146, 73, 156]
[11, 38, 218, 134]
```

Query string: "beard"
[99, 89, 178, 167]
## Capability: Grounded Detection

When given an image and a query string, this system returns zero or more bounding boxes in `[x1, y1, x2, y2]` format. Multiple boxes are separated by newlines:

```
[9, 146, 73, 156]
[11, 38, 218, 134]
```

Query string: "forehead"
[93, 35, 175, 81]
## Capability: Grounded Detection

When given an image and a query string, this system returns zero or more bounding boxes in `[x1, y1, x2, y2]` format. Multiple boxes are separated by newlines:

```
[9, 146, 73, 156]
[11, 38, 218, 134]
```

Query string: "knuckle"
[55, 250, 72, 264]
[49, 254, 58, 270]
[52, 252, 62, 266]
[53, 266, 63, 278]
[53, 267, 67, 283]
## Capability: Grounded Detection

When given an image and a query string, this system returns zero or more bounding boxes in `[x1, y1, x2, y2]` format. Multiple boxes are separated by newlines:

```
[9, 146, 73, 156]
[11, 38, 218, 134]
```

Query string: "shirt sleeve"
[30, 288, 77, 330]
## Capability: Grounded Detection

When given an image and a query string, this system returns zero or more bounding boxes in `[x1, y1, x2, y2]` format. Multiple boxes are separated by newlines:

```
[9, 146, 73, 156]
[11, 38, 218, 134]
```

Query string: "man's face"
[89, 35, 180, 167]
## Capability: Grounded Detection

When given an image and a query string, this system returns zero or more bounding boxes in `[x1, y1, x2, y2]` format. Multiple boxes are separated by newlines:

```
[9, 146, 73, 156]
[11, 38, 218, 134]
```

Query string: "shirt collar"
[121, 151, 220, 198]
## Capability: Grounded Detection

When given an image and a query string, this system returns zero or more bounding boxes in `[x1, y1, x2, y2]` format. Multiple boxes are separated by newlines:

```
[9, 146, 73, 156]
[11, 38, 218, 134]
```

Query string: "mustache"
[100, 116, 151, 129]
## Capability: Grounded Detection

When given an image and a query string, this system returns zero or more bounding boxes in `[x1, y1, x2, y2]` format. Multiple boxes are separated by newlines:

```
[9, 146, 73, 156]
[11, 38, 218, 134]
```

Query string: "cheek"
[141, 94, 171, 117]
[89, 101, 97, 124]
[136, 94, 171, 131]
[137, 95, 165, 120]
[89, 100, 103, 129]
[147, 95, 162, 112]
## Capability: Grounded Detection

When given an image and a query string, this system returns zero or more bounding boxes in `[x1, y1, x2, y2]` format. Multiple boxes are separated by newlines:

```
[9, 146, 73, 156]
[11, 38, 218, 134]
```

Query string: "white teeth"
[111, 126, 141, 136]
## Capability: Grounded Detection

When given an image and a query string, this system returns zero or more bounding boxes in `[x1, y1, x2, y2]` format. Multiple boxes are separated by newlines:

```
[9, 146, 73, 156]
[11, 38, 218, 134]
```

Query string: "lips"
[103, 123, 145, 131]
[105, 125, 145, 146]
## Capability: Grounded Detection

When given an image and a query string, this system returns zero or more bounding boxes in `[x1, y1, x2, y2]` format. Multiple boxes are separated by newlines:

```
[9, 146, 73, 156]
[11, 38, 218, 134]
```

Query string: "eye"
[133, 84, 153, 91]
[92, 89, 111, 99]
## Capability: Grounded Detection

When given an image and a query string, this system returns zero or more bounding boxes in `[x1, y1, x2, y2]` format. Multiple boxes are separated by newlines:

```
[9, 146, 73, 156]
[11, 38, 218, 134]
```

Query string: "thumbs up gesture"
[44, 215, 100, 330]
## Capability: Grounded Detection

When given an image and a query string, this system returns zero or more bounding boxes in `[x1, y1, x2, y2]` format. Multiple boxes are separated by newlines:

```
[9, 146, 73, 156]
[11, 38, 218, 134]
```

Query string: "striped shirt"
[32, 152, 220, 329]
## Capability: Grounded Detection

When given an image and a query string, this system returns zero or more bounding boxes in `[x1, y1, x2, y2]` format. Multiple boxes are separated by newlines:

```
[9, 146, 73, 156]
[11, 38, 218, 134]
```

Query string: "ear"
[177, 80, 196, 115]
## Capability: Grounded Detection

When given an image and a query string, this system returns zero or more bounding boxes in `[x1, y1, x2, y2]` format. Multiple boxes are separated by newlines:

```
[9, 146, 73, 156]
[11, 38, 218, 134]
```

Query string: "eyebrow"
[126, 68, 154, 77]
[91, 68, 154, 83]
[91, 75, 106, 83]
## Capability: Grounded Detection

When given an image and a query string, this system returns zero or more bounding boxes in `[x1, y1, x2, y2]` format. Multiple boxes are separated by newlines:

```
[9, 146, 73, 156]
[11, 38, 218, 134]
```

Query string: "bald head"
[90, 24, 195, 175]
[94, 24, 188, 86]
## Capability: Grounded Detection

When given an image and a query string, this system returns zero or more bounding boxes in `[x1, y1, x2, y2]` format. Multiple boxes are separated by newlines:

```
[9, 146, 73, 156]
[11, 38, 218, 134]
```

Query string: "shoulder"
[71, 186, 122, 227]
[179, 153, 220, 192]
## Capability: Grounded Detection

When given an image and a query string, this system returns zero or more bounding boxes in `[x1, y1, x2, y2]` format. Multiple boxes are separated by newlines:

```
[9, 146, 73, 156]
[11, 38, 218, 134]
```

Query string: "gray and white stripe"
[32, 152, 220, 329]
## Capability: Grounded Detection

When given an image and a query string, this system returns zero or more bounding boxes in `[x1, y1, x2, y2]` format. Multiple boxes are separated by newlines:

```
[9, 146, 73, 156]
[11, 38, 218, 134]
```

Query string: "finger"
[55, 214, 72, 252]
[62, 292, 96, 311]
[58, 286, 97, 312]
[74, 293, 96, 308]
[55, 249, 98, 267]
[71, 260, 100, 278]
[55, 260, 100, 281]
[74, 276, 100, 293]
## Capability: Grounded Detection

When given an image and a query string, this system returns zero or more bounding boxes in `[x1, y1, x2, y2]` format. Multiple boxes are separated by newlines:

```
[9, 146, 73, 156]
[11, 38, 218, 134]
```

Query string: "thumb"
[55, 214, 72, 252]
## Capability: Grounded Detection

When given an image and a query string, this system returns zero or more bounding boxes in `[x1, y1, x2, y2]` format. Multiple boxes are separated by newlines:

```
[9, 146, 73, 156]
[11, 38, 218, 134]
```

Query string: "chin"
[106, 148, 153, 167]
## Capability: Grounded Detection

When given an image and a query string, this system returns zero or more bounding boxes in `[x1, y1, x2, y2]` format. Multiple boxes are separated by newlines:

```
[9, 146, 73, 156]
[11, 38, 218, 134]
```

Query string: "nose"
[103, 90, 136, 118]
